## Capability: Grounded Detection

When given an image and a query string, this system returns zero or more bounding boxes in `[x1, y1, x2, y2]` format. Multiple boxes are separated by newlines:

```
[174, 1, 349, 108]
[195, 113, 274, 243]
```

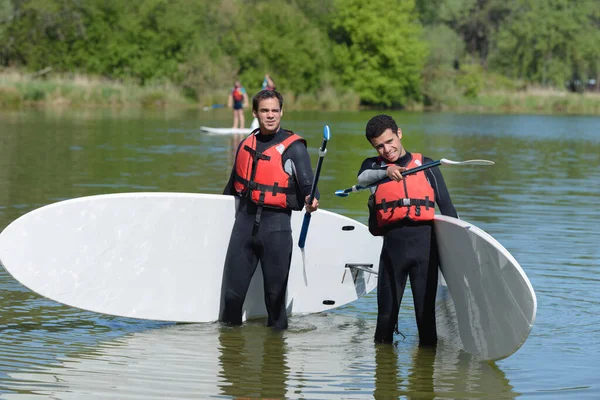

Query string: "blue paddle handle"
[298, 125, 331, 249]
[298, 213, 312, 249]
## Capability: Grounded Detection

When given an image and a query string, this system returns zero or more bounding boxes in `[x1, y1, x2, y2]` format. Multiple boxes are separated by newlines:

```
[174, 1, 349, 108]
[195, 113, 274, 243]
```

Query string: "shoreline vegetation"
[3, 69, 600, 115]
[3, 1, 600, 116]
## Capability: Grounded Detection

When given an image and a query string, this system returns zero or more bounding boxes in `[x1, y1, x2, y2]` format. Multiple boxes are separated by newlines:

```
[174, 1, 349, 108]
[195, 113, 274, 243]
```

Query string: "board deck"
[200, 126, 254, 134]
[201, 118, 259, 135]
[0, 193, 381, 323]
[434, 215, 537, 361]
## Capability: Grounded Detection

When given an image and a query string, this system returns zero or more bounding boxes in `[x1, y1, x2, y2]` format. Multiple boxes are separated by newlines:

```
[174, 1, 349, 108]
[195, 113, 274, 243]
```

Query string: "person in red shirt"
[227, 80, 249, 129]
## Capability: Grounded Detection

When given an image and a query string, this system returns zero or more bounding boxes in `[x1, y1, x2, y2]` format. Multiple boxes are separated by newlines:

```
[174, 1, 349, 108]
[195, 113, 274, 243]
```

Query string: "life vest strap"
[234, 175, 294, 195]
[375, 198, 436, 213]
[243, 145, 270, 161]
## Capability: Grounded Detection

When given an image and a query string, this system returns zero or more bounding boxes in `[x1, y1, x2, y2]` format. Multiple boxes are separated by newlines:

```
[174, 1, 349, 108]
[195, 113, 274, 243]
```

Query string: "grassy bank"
[0, 70, 361, 112]
[436, 88, 600, 115]
[0, 70, 193, 109]
[2, 70, 600, 115]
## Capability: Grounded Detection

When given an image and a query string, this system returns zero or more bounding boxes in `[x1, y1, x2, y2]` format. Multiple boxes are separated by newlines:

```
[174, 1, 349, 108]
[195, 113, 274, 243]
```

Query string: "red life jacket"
[232, 87, 243, 101]
[233, 131, 306, 209]
[372, 153, 436, 227]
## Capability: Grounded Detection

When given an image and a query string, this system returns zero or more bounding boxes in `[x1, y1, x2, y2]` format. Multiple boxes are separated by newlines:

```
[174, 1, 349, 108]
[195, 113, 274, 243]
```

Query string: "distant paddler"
[227, 80, 249, 129]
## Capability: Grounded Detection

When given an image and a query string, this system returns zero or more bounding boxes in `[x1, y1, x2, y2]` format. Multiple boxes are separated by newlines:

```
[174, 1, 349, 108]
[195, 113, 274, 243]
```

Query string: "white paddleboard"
[0, 193, 381, 323]
[434, 215, 537, 361]
[201, 118, 259, 135]
[200, 127, 254, 135]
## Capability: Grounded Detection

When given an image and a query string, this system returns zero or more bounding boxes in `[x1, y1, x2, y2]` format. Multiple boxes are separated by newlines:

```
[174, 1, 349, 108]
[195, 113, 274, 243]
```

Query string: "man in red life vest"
[357, 114, 458, 345]
[220, 89, 319, 329]
[227, 80, 249, 129]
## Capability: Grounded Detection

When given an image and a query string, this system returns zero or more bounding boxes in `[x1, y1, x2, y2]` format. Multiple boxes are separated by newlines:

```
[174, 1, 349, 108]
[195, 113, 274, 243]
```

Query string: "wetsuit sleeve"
[424, 157, 458, 218]
[357, 158, 387, 186]
[285, 140, 319, 200]
[223, 140, 245, 195]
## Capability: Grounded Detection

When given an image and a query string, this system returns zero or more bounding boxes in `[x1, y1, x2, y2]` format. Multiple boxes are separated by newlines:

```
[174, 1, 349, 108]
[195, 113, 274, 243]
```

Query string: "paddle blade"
[323, 125, 331, 141]
[440, 158, 495, 166]
[298, 213, 312, 249]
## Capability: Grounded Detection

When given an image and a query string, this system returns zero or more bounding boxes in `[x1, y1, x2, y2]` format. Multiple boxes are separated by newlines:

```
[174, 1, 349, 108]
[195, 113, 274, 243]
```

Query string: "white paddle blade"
[440, 158, 495, 166]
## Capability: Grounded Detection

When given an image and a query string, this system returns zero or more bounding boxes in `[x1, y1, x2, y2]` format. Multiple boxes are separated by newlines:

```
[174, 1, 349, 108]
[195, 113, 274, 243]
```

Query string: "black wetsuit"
[220, 128, 317, 329]
[358, 151, 458, 344]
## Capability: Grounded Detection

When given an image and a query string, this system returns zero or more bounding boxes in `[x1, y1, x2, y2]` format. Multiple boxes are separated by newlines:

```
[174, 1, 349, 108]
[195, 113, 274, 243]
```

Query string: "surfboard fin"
[342, 264, 377, 298]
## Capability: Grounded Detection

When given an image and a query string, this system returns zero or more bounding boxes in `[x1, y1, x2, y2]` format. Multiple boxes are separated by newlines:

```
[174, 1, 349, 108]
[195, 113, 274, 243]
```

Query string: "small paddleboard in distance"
[0, 193, 382, 323]
[201, 118, 259, 135]
[200, 127, 254, 135]
[434, 215, 537, 361]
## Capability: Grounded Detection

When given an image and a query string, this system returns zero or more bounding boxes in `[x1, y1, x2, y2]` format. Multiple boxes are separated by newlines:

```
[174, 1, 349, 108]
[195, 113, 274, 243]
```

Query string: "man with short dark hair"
[220, 90, 319, 329]
[358, 114, 458, 345]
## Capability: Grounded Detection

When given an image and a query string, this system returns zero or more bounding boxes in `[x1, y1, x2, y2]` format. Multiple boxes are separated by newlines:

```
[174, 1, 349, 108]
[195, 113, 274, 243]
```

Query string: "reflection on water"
[1, 109, 599, 398]
[218, 324, 288, 398]
[0, 314, 517, 399]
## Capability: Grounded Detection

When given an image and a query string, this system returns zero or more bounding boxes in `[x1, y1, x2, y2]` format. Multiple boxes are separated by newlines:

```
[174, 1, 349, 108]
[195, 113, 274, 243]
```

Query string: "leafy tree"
[330, 0, 427, 107]
[217, 0, 333, 95]
[489, 0, 597, 87]
[421, 24, 464, 105]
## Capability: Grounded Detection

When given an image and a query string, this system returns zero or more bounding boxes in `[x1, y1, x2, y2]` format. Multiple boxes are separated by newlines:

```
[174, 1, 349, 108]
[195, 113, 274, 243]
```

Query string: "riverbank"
[0, 70, 361, 112]
[2, 70, 600, 115]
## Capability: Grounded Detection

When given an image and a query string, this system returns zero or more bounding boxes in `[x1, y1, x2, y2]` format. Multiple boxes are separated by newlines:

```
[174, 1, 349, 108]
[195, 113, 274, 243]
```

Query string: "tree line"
[1, 0, 599, 108]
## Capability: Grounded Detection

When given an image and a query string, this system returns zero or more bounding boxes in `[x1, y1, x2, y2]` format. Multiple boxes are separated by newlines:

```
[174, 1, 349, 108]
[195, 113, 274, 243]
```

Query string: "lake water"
[0, 108, 599, 399]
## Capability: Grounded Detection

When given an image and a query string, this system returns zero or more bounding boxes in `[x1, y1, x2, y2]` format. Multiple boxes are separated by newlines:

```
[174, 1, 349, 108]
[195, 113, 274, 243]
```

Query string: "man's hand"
[386, 165, 407, 182]
[305, 195, 319, 213]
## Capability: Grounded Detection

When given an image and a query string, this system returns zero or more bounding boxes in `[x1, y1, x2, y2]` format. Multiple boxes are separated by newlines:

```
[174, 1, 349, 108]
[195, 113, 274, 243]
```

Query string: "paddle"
[202, 104, 225, 111]
[335, 158, 495, 197]
[298, 125, 331, 249]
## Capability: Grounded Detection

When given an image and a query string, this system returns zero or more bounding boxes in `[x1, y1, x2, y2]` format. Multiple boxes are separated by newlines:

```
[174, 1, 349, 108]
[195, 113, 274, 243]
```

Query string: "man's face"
[253, 97, 282, 135]
[369, 128, 403, 162]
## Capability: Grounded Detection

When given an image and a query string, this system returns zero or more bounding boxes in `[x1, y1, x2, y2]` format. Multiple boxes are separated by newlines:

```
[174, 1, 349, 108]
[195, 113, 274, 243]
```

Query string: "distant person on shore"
[261, 74, 276, 91]
[227, 80, 249, 129]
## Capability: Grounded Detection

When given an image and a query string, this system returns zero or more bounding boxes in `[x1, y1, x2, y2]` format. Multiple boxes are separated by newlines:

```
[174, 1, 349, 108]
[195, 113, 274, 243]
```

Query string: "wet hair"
[252, 89, 283, 112]
[365, 114, 399, 140]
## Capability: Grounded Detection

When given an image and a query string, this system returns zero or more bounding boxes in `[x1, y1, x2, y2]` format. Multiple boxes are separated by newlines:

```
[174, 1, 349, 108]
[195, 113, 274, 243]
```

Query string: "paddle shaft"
[339, 159, 442, 195]
[366, 159, 442, 189]
[335, 158, 494, 196]
[298, 126, 330, 249]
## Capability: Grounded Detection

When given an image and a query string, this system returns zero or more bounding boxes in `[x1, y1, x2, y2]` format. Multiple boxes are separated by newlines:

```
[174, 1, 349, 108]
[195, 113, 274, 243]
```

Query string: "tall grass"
[453, 89, 600, 115]
[0, 70, 362, 111]
[3, 69, 600, 114]
[0, 70, 192, 109]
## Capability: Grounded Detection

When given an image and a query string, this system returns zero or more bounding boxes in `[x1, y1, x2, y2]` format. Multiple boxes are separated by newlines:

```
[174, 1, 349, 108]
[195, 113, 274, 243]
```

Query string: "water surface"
[0, 108, 598, 398]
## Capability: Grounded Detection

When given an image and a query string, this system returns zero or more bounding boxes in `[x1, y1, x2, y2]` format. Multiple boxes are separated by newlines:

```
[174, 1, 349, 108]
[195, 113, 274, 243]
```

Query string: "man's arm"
[285, 141, 318, 200]
[424, 157, 458, 218]
[357, 158, 387, 186]
[243, 90, 249, 108]
[223, 141, 245, 195]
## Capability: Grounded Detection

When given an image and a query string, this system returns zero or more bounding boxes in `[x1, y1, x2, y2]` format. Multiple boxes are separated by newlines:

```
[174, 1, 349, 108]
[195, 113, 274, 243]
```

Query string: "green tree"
[489, 0, 598, 87]
[421, 24, 465, 106]
[216, 0, 333, 94]
[330, 0, 427, 107]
